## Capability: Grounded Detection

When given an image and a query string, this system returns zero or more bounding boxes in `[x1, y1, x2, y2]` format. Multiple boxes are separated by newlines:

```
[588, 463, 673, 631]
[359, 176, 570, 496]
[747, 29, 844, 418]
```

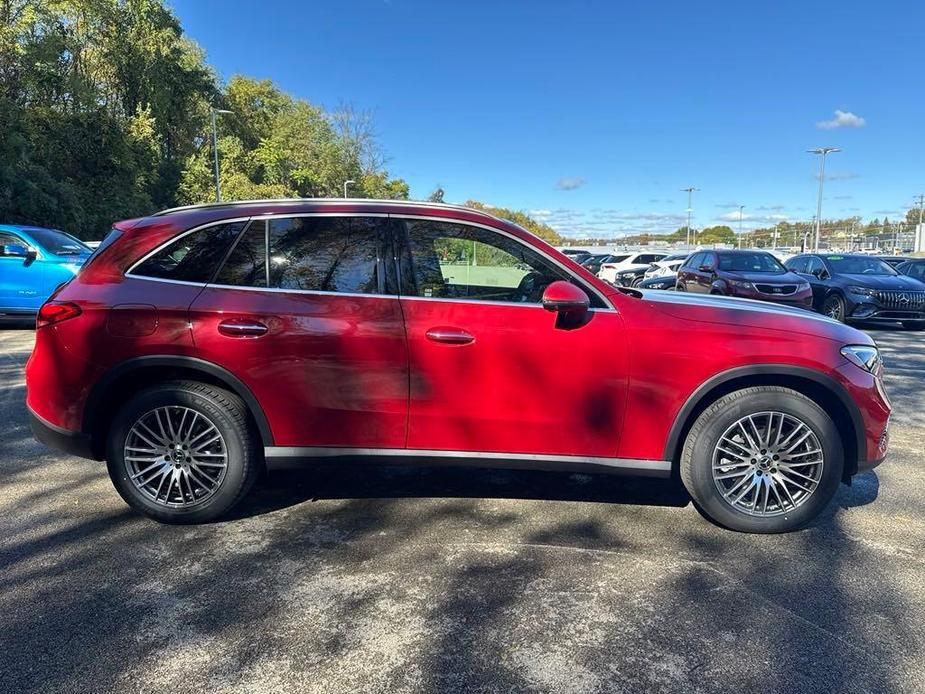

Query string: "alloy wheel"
[711, 411, 824, 517]
[123, 406, 228, 508]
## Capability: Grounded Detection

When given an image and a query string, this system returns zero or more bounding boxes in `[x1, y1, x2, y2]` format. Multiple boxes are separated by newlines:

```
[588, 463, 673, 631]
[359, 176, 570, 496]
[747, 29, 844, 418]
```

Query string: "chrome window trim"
[123, 211, 615, 311]
[263, 446, 670, 475]
[388, 213, 615, 311]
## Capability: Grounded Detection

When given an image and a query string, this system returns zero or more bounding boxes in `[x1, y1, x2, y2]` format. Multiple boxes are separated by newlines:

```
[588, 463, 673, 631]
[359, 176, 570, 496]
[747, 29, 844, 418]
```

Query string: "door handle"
[218, 319, 268, 337]
[425, 327, 475, 345]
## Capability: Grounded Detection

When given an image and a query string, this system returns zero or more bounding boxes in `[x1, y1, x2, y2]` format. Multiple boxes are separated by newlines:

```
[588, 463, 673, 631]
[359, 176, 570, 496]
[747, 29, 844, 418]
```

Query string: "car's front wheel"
[680, 386, 843, 533]
[822, 294, 846, 322]
[106, 381, 260, 523]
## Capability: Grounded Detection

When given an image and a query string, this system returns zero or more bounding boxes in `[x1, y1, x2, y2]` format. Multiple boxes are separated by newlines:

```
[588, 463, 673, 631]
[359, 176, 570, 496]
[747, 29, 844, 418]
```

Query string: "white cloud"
[718, 211, 790, 224]
[814, 171, 859, 181]
[555, 176, 586, 191]
[816, 110, 866, 130]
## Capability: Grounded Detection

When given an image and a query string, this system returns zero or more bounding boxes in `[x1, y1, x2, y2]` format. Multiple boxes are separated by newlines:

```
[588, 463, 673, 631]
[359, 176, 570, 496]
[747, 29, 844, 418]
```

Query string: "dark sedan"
[785, 253, 925, 330]
[896, 258, 925, 284]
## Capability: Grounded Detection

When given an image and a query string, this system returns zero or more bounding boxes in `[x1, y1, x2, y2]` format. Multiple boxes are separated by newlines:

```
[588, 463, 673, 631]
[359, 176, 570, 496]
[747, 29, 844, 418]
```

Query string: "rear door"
[188, 214, 408, 449]
[393, 216, 628, 457]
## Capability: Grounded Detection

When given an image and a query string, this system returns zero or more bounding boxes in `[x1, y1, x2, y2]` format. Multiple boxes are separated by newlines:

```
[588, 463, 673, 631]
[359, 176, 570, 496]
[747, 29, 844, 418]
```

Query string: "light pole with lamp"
[211, 108, 234, 202]
[681, 187, 699, 247]
[808, 147, 840, 251]
[343, 180, 355, 198]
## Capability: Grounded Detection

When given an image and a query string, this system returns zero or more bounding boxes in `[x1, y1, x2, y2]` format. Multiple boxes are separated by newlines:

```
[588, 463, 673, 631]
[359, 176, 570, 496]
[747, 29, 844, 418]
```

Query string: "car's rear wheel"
[106, 381, 260, 523]
[822, 294, 846, 322]
[902, 320, 925, 331]
[680, 387, 843, 533]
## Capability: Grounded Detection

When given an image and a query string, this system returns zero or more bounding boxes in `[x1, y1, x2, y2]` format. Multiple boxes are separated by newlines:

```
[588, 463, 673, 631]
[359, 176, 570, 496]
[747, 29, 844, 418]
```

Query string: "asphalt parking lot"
[1, 325, 923, 694]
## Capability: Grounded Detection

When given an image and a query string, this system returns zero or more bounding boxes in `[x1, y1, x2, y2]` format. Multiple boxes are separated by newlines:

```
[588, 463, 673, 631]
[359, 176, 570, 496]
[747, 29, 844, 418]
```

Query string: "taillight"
[36, 301, 82, 328]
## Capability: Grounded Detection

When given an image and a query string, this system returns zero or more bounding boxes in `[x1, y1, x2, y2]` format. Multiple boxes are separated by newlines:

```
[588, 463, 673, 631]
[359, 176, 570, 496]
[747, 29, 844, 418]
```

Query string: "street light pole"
[681, 187, 699, 247]
[808, 147, 840, 252]
[211, 108, 234, 203]
[738, 205, 745, 247]
[343, 180, 355, 198]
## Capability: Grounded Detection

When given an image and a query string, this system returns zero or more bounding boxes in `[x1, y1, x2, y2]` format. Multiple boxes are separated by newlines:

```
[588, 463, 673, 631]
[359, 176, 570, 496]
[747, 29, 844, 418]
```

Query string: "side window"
[806, 257, 823, 276]
[399, 219, 603, 307]
[910, 264, 925, 281]
[702, 253, 717, 269]
[132, 222, 245, 283]
[214, 220, 267, 288]
[0, 232, 23, 253]
[268, 216, 385, 294]
[787, 257, 806, 274]
[685, 252, 703, 269]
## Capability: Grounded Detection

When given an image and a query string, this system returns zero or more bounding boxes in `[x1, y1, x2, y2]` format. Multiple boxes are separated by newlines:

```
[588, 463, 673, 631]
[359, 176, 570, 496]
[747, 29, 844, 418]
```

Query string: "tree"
[463, 200, 563, 245]
[698, 225, 736, 244]
[427, 187, 445, 203]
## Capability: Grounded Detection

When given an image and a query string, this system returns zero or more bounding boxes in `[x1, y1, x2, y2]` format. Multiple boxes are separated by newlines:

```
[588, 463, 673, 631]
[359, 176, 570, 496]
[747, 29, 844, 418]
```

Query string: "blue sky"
[171, 0, 924, 238]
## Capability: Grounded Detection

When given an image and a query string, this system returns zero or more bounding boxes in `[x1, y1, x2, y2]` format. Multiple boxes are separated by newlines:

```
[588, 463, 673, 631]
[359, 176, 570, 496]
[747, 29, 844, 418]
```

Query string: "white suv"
[598, 251, 668, 284]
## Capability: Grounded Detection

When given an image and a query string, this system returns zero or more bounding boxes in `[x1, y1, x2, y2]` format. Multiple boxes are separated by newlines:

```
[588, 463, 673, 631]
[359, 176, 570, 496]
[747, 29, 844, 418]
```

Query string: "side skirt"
[264, 447, 672, 478]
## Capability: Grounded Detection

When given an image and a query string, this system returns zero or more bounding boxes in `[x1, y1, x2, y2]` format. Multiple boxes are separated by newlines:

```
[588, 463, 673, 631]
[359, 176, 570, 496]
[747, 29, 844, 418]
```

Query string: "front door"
[0, 231, 42, 311]
[188, 215, 408, 449]
[394, 217, 628, 458]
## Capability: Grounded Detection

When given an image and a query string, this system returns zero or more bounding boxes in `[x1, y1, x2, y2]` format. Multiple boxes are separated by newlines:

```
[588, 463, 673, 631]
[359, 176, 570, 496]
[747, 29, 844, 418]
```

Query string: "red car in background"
[26, 200, 890, 532]
[677, 249, 813, 309]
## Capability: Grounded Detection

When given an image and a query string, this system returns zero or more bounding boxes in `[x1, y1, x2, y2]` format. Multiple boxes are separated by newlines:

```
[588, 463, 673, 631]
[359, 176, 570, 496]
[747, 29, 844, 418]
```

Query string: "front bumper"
[847, 303, 925, 322]
[29, 408, 96, 460]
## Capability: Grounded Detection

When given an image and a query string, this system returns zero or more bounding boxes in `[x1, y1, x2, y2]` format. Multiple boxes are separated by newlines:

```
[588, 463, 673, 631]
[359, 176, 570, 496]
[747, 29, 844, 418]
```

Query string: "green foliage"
[0, 1, 406, 239]
[463, 200, 563, 245]
[698, 225, 736, 244]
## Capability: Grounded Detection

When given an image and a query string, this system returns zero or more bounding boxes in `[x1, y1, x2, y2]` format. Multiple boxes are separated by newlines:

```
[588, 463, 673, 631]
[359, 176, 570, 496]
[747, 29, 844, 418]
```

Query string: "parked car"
[785, 253, 925, 329]
[896, 258, 925, 283]
[560, 248, 591, 263]
[644, 252, 689, 280]
[613, 264, 650, 287]
[0, 224, 91, 317]
[638, 274, 677, 290]
[598, 251, 669, 284]
[676, 249, 812, 309]
[579, 253, 618, 275]
[27, 199, 890, 533]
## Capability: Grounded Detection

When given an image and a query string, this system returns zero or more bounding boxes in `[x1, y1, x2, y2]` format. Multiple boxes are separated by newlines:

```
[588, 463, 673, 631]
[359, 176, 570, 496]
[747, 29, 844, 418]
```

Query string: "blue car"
[0, 224, 91, 317]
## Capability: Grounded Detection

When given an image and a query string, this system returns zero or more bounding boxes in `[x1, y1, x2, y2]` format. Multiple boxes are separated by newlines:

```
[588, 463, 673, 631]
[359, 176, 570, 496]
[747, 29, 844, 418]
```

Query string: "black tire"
[679, 386, 843, 533]
[632, 277, 644, 288]
[106, 380, 260, 523]
[902, 320, 925, 331]
[822, 293, 846, 322]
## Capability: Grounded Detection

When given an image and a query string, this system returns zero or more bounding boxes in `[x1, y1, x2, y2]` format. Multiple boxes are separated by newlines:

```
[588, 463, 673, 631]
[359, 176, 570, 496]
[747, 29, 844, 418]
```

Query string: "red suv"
[26, 200, 891, 532]
[677, 249, 813, 309]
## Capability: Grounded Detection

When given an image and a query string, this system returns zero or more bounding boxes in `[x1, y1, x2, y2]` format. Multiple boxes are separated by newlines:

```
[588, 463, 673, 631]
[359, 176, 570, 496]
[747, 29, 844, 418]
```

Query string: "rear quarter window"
[130, 221, 246, 283]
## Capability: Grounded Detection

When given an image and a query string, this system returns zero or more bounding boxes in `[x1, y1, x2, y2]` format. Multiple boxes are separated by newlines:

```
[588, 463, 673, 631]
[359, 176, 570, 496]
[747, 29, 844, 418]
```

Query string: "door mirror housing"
[699, 264, 714, 273]
[541, 280, 590, 316]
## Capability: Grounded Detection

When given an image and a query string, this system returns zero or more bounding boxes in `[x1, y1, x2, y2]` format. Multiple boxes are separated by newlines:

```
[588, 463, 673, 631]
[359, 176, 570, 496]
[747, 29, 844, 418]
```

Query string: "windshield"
[607, 254, 631, 263]
[718, 253, 786, 273]
[826, 255, 897, 276]
[26, 228, 89, 256]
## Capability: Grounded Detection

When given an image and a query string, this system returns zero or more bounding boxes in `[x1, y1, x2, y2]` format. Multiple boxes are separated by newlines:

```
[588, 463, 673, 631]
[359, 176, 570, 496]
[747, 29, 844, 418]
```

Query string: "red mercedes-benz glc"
[26, 200, 891, 532]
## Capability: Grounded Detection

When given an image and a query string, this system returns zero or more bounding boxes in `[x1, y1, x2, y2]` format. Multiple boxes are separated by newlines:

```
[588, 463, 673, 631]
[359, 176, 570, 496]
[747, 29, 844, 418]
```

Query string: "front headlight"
[848, 286, 877, 298]
[796, 281, 810, 291]
[729, 280, 754, 290]
[841, 345, 882, 374]
[619, 272, 637, 280]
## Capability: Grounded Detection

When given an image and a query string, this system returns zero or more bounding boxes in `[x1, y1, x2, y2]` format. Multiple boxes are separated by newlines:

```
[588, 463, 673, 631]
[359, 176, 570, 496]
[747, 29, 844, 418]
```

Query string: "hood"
[638, 290, 872, 345]
[725, 270, 805, 284]
[838, 273, 925, 290]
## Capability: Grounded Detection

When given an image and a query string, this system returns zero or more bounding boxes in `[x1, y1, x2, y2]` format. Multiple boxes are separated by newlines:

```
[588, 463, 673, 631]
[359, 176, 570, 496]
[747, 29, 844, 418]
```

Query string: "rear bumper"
[29, 408, 97, 460]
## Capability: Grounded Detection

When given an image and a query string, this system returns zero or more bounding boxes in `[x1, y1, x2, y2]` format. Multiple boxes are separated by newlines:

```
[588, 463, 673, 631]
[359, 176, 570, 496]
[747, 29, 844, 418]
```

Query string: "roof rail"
[151, 197, 497, 219]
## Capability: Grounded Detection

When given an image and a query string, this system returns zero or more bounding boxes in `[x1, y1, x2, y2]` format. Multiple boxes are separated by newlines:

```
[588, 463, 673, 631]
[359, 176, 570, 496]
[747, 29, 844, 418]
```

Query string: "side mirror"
[541, 280, 590, 316]
[699, 264, 714, 273]
[812, 268, 827, 280]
